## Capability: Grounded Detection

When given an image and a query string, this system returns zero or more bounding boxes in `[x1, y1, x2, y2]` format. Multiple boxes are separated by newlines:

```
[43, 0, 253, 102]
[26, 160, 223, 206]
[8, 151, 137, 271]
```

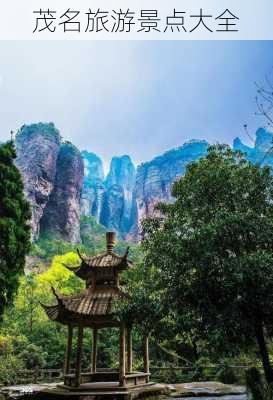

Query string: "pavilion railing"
[10, 364, 255, 385]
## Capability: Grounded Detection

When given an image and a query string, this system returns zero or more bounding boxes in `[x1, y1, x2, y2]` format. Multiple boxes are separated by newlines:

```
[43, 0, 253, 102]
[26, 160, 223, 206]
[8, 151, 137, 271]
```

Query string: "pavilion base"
[63, 371, 150, 388]
[39, 381, 170, 400]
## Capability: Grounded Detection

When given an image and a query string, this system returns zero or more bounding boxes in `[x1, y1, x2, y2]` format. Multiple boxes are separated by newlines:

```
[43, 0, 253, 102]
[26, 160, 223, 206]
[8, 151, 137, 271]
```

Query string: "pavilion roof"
[66, 246, 132, 282]
[78, 247, 132, 269]
[41, 285, 128, 327]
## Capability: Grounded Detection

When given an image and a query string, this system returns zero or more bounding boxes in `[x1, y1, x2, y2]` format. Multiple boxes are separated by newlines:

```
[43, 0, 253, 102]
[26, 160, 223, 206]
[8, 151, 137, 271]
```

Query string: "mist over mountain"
[14, 123, 273, 243]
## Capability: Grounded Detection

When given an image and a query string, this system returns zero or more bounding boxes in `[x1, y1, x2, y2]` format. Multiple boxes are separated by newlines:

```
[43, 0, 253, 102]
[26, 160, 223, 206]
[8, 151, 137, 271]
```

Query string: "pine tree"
[0, 140, 31, 319]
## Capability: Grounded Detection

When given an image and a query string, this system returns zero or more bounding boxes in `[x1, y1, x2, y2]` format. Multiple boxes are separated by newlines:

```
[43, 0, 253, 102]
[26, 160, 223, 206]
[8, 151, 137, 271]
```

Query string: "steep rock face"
[81, 151, 105, 221]
[132, 140, 209, 237]
[40, 142, 84, 243]
[15, 123, 61, 240]
[233, 128, 273, 167]
[100, 155, 136, 238]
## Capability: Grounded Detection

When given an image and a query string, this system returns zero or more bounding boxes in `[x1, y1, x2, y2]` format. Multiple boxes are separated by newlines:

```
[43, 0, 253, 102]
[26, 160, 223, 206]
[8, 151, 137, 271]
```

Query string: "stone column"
[143, 335, 150, 383]
[75, 326, 84, 387]
[64, 325, 73, 375]
[126, 326, 133, 374]
[119, 324, 126, 386]
[91, 328, 98, 373]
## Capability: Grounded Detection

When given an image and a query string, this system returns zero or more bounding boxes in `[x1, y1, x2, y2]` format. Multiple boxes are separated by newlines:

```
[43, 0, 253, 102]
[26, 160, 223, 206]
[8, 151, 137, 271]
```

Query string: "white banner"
[0, 0, 272, 40]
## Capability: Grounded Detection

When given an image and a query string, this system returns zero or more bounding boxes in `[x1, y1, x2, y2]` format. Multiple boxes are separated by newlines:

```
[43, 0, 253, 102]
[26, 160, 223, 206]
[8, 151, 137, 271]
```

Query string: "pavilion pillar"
[119, 324, 126, 386]
[64, 325, 73, 375]
[143, 335, 150, 383]
[91, 328, 98, 373]
[75, 326, 84, 387]
[126, 326, 133, 374]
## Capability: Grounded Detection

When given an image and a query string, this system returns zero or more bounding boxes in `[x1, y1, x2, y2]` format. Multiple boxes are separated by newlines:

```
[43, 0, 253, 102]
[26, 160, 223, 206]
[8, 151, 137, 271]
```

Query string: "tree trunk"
[255, 323, 273, 384]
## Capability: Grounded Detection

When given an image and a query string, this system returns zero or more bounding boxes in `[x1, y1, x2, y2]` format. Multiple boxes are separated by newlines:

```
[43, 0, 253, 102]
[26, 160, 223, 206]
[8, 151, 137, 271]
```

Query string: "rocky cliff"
[81, 154, 136, 239]
[80, 151, 105, 221]
[15, 123, 61, 240]
[101, 155, 136, 237]
[15, 124, 84, 243]
[40, 142, 84, 243]
[81, 141, 209, 240]
[233, 127, 273, 167]
[131, 140, 209, 238]
[15, 123, 273, 244]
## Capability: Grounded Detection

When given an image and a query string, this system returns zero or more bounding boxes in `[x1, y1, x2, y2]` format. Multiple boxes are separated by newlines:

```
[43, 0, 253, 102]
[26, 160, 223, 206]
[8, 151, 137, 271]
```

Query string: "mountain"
[14, 124, 273, 243]
[15, 123, 61, 240]
[15, 123, 84, 243]
[80, 151, 105, 221]
[80, 140, 209, 240]
[133, 140, 209, 237]
[81, 154, 136, 239]
[233, 127, 273, 167]
[40, 142, 84, 243]
[101, 155, 136, 237]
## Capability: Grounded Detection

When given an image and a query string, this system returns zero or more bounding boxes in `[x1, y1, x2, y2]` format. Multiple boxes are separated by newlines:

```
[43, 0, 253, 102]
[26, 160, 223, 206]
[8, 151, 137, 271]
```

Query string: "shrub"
[19, 344, 47, 369]
[0, 355, 24, 385]
[246, 367, 264, 400]
[216, 360, 237, 384]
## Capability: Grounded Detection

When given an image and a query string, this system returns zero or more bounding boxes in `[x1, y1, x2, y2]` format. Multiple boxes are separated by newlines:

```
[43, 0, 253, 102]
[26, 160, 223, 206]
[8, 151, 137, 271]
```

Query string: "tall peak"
[255, 127, 273, 150]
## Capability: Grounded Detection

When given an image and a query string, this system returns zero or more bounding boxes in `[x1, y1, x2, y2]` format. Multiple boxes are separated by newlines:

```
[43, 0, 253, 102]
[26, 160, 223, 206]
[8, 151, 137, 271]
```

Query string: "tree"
[255, 71, 273, 129]
[142, 144, 273, 383]
[0, 140, 31, 319]
[116, 261, 166, 336]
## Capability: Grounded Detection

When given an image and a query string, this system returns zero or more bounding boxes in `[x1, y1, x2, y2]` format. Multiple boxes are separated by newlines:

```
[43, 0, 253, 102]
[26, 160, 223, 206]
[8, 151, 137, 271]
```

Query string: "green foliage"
[31, 237, 86, 262]
[80, 216, 106, 253]
[0, 141, 31, 319]
[246, 367, 265, 400]
[31, 216, 143, 264]
[142, 144, 273, 383]
[215, 360, 237, 384]
[0, 354, 24, 385]
[116, 261, 166, 335]
[18, 344, 47, 369]
[0, 252, 84, 372]
[17, 123, 60, 142]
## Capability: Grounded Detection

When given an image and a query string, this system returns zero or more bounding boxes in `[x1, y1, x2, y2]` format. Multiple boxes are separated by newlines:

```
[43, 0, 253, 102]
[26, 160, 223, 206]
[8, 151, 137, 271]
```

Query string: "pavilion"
[41, 232, 151, 391]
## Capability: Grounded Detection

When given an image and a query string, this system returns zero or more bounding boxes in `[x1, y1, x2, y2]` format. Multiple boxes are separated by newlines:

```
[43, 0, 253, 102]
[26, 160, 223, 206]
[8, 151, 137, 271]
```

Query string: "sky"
[0, 40, 272, 171]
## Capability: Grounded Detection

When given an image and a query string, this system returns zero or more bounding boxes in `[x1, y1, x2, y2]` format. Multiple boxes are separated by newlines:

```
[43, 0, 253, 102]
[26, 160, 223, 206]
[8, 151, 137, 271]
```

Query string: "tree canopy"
[142, 144, 273, 383]
[0, 141, 31, 319]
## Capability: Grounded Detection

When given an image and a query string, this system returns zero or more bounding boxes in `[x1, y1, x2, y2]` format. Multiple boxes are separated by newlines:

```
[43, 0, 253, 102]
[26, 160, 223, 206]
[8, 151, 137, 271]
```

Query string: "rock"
[233, 128, 273, 167]
[40, 142, 84, 243]
[255, 127, 273, 151]
[100, 155, 136, 239]
[171, 381, 246, 398]
[15, 125, 273, 244]
[81, 151, 105, 221]
[233, 137, 252, 155]
[0, 383, 58, 399]
[15, 123, 61, 240]
[132, 140, 209, 239]
[24, 255, 49, 274]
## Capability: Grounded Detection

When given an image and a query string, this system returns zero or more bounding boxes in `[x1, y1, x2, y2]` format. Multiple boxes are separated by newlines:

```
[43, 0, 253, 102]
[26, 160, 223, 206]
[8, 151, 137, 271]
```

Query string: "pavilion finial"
[10, 130, 14, 142]
[106, 231, 116, 253]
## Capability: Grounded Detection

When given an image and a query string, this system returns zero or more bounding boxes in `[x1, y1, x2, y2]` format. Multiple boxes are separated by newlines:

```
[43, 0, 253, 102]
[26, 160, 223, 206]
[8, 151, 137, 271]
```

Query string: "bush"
[246, 367, 264, 400]
[19, 344, 47, 369]
[0, 355, 24, 385]
[216, 360, 237, 384]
